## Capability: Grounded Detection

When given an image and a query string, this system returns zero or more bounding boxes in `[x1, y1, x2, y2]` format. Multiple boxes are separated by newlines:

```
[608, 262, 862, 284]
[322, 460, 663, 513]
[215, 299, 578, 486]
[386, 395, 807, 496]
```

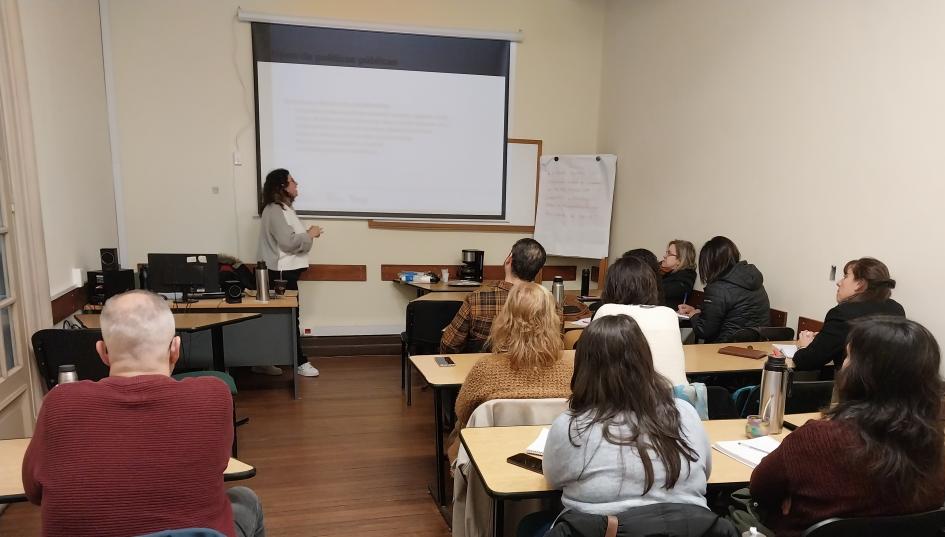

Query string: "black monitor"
[147, 253, 219, 303]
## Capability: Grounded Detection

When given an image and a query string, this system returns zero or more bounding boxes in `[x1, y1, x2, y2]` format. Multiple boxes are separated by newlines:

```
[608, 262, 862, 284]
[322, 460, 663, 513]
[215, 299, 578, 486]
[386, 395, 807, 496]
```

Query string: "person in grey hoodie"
[678, 236, 769, 343]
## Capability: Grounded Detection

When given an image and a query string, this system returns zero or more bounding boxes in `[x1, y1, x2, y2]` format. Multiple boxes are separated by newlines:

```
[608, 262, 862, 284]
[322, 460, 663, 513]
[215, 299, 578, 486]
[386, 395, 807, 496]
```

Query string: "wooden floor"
[0, 356, 452, 537]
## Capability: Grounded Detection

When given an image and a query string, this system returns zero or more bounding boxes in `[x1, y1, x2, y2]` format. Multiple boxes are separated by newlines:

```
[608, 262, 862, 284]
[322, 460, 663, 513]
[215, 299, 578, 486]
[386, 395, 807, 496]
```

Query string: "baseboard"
[303, 334, 401, 358]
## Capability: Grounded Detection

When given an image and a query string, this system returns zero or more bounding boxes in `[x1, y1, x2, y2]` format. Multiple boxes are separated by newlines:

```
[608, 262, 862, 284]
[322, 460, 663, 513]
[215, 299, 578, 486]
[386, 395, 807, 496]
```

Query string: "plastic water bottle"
[552, 276, 565, 306]
[742, 527, 763, 537]
[57, 364, 78, 385]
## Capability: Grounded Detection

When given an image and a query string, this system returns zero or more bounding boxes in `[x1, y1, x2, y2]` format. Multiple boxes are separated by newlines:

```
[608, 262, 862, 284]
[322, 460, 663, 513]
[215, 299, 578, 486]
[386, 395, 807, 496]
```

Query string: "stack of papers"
[526, 428, 550, 456]
[772, 344, 798, 358]
[713, 436, 781, 468]
[570, 318, 591, 327]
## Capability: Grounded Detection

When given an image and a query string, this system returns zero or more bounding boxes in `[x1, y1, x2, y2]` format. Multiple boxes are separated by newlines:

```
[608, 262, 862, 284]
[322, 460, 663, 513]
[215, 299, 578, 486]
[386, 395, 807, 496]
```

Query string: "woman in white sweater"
[592, 256, 688, 386]
[540, 315, 711, 527]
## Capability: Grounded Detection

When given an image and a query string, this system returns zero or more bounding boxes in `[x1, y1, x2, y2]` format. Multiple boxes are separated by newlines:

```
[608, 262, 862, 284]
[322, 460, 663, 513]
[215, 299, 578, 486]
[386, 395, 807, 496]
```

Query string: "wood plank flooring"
[0, 356, 452, 537]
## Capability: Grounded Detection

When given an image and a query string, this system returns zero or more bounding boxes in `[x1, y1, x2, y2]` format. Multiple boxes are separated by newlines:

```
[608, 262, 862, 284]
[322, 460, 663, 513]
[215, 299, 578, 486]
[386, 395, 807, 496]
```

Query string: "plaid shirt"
[439, 280, 590, 353]
[439, 280, 514, 354]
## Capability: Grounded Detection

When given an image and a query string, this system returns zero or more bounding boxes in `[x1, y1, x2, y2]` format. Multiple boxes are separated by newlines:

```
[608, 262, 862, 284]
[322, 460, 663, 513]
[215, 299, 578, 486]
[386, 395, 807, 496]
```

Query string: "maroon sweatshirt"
[750, 418, 945, 537]
[23, 375, 235, 537]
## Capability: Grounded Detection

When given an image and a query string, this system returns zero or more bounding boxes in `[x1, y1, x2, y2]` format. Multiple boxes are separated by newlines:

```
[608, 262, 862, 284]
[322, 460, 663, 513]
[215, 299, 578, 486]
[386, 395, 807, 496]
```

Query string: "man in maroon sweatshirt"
[22, 290, 265, 537]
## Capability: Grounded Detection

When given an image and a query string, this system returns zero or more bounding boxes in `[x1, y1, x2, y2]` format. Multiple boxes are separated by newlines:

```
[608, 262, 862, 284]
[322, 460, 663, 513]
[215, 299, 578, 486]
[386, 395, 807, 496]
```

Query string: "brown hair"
[568, 314, 698, 493]
[698, 236, 741, 284]
[486, 282, 562, 370]
[826, 316, 944, 503]
[842, 257, 896, 303]
[600, 256, 661, 306]
[262, 168, 293, 208]
[667, 240, 696, 272]
[509, 238, 547, 281]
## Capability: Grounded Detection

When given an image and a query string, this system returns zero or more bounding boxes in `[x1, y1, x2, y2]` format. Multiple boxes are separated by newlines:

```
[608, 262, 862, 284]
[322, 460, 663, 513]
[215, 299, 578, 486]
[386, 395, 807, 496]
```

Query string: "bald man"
[22, 291, 265, 537]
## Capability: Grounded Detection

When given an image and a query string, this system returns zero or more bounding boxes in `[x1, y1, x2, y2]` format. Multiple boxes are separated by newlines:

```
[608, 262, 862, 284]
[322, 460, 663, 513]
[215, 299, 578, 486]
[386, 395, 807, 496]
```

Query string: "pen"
[682, 292, 689, 305]
[782, 421, 798, 431]
[737, 442, 773, 456]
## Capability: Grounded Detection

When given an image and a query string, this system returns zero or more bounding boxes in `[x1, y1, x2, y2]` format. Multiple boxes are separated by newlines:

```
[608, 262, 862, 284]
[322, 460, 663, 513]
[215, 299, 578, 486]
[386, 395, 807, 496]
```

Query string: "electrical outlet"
[303, 328, 312, 335]
[233, 151, 242, 166]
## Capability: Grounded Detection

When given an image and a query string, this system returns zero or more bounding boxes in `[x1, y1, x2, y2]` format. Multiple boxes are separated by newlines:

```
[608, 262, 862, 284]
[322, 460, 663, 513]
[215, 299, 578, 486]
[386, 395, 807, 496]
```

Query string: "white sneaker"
[251, 365, 283, 376]
[297, 362, 320, 377]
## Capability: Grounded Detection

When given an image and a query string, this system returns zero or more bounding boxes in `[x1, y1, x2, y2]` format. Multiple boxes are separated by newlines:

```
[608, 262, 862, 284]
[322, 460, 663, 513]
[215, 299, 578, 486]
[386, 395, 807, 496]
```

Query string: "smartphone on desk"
[507, 452, 543, 474]
[434, 356, 455, 367]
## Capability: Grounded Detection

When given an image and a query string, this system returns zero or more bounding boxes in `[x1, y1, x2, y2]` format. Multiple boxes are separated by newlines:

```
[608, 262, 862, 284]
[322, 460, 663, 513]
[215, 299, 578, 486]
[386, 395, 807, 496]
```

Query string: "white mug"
[440, 269, 450, 283]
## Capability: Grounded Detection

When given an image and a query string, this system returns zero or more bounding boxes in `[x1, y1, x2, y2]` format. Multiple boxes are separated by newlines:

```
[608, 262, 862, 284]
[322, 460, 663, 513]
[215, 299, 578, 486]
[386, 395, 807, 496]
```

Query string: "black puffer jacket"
[691, 261, 769, 343]
[662, 268, 697, 309]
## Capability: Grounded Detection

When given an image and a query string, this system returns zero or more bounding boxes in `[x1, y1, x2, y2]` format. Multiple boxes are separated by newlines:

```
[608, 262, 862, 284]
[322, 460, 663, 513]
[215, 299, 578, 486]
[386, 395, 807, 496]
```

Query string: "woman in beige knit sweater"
[448, 282, 572, 462]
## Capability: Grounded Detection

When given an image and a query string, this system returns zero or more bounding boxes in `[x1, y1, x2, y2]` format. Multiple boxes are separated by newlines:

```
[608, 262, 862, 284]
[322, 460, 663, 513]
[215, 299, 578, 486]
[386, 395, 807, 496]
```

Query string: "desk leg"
[210, 326, 226, 372]
[432, 387, 446, 506]
[291, 305, 299, 400]
[493, 497, 505, 537]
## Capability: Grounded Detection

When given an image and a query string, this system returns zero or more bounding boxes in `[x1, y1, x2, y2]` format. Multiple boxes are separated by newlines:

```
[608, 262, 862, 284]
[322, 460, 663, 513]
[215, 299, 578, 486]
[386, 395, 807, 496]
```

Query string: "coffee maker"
[459, 249, 484, 282]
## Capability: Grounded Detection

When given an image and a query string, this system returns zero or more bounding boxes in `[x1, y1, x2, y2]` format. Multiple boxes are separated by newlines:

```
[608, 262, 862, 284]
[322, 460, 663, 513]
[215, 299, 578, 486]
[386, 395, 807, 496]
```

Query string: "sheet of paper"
[526, 427, 550, 456]
[772, 344, 798, 358]
[713, 435, 781, 468]
[570, 317, 591, 327]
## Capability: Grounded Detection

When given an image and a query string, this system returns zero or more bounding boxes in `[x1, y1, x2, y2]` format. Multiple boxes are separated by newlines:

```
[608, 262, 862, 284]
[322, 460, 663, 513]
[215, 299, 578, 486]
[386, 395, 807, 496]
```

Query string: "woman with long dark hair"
[793, 257, 904, 372]
[750, 316, 945, 537]
[594, 256, 688, 386]
[543, 314, 711, 514]
[677, 236, 769, 342]
[257, 168, 323, 377]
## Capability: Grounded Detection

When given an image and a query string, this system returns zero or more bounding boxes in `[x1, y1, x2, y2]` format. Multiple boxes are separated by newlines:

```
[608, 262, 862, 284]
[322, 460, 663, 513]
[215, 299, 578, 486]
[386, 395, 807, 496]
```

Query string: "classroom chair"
[769, 308, 788, 328]
[706, 386, 738, 419]
[797, 316, 825, 334]
[563, 329, 583, 350]
[31, 328, 247, 456]
[802, 507, 945, 536]
[401, 298, 463, 405]
[453, 398, 568, 537]
[785, 381, 834, 414]
[730, 327, 795, 343]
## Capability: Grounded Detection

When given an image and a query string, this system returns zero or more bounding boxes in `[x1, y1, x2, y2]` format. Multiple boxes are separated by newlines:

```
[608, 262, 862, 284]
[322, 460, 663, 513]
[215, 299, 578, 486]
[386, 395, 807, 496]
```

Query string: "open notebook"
[713, 435, 781, 468]
[526, 428, 550, 456]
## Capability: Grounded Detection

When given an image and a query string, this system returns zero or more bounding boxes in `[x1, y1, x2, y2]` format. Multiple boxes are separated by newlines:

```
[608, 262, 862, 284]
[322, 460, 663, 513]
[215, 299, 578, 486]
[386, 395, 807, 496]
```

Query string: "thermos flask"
[255, 261, 270, 303]
[580, 268, 590, 297]
[57, 364, 78, 385]
[759, 354, 791, 434]
[552, 276, 565, 306]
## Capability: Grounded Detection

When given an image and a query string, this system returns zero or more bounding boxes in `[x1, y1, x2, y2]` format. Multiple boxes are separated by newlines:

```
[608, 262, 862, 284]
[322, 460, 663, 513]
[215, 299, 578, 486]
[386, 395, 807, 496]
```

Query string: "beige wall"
[20, 0, 118, 297]
[600, 1, 945, 344]
[106, 0, 607, 333]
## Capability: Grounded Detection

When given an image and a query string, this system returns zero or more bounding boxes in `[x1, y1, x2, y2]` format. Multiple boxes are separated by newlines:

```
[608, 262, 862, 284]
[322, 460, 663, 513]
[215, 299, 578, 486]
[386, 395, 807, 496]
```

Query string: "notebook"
[526, 427, 550, 456]
[713, 435, 781, 468]
[772, 344, 798, 358]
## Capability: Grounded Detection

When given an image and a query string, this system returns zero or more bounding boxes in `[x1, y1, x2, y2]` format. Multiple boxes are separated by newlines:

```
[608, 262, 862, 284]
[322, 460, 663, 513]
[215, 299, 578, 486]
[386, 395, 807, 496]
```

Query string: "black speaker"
[87, 269, 135, 305]
[224, 280, 243, 304]
[100, 248, 120, 271]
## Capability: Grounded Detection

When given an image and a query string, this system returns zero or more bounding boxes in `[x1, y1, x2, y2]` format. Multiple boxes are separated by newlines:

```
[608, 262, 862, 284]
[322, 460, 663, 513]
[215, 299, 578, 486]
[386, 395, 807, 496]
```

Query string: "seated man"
[22, 290, 265, 537]
[440, 238, 589, 353]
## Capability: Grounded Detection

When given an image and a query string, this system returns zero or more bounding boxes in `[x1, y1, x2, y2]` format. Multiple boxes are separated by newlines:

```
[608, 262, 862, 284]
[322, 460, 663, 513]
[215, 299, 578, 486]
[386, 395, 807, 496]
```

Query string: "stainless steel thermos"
[57, 364, 78, 385]
[552, 276, 565, 306]
[255, 261, 270, 303]
[759, 354, 791, 434]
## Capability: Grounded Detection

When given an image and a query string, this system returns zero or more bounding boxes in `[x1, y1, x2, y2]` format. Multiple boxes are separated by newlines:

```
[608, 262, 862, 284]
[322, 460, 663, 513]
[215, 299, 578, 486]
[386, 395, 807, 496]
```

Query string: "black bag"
[219, 263, 255, 290]
[546, 503, 738, 537]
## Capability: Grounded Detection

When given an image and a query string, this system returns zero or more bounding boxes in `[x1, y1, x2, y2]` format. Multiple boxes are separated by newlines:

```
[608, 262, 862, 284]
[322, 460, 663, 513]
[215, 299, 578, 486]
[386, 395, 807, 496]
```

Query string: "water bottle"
[759, 354, 791, 434]
[580, 268, 590, 296]
[742, 527, 763, 537]
[551, 276, 565, 306]
[255, 261, 270, 303]
[57, 364, 78, 385]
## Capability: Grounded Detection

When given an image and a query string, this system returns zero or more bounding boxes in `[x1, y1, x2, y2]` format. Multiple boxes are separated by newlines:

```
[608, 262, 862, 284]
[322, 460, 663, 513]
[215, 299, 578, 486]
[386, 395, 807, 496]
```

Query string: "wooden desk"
[83, 294, 301, 399]
[410, 342, 786, 510]
[0, 438, 256, 504]
[398, 280, 480, 296]
[460, 413, 822, 537]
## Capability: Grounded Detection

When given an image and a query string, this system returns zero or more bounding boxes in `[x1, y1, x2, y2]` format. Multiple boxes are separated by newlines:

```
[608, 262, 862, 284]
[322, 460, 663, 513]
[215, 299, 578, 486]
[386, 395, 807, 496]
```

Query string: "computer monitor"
[147, 253, 220, 303]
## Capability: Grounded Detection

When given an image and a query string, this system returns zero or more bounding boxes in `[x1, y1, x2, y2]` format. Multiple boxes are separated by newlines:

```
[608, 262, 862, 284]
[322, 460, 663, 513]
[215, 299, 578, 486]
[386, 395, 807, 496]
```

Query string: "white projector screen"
[252, 23, 512, 219]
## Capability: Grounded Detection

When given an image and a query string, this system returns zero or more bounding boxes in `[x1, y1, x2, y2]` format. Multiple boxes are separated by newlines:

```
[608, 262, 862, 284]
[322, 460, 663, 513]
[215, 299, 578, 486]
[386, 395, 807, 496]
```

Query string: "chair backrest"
[786, 380, 834, 414]
[802, 507, 945, 537]
[31, 329, 108, 390]
[466, 398, 569, 428]
[798, 316, 825, 334]
[404, 299, 463, 354]
[563, 329, 583, 350]
[769, 308, 788, 327]
[686, 289, 704, 308]
[730, 327, 795, 343]
[706, 386, 738, 420]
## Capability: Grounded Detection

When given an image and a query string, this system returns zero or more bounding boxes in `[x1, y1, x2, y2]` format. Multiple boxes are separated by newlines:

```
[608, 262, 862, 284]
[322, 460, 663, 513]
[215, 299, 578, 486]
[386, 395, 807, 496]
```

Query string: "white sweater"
[593, 304, 688, 386]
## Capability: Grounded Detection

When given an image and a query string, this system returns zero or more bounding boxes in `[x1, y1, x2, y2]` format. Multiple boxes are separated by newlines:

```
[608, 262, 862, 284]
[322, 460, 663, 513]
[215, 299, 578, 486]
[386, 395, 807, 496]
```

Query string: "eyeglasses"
[664, 251, 678, 258]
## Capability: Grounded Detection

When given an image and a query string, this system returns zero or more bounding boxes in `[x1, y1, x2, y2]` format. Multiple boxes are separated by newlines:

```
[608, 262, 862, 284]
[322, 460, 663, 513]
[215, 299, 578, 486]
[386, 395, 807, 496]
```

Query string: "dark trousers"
[271, 268, 307, 366]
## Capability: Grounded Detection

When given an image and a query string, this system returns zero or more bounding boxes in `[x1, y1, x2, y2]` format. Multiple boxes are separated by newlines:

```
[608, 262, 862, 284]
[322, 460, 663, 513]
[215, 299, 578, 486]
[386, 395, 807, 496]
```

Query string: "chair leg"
[232, 403, 239, 458]
[401, 338, 407, 390]
[406, 359, 413, 407]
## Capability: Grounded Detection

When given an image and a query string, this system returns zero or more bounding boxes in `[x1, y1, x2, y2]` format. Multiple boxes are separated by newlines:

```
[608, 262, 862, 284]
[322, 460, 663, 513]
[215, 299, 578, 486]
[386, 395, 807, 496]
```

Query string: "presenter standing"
[257, 168, 323, 377]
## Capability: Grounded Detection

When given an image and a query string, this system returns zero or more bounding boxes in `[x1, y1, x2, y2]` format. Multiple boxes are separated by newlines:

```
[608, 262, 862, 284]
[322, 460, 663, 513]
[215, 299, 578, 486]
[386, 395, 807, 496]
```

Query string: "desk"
[460, 412, 822, 537]
[0, 438, 256, 504]
[399, 280, 480, 296]
[413, 292, 472, 302]
[410, 341, 787, 509]
[84, 294, 301, 399]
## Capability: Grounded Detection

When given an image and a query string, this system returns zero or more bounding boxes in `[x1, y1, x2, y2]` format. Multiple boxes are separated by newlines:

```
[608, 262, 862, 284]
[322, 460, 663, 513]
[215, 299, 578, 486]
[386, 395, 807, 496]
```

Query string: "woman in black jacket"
[793, 257, 904, 372]
[677, 236, 769, 343]
[660, 239, 697, 310]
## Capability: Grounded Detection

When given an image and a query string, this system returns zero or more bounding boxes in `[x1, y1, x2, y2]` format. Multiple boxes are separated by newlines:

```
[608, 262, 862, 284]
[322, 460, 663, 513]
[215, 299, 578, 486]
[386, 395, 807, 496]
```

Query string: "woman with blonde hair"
[448, 282, 572, 460]
[660, 239, 697, 309]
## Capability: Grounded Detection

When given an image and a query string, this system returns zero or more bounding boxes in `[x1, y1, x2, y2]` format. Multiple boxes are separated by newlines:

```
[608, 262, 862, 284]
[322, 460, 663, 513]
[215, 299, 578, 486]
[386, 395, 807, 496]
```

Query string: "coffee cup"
[273, 279, 288, 296]
[440, 269, 450, 283]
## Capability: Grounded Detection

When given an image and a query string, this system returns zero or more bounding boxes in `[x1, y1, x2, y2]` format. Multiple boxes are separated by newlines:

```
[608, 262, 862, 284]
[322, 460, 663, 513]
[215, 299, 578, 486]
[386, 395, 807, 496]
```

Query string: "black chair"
[706, 385, 738, 419]
[786, 380, 834, 414]
[802, 507, 945, 536]
[730, 327, 795, 343]
[401, 299, 463, 405]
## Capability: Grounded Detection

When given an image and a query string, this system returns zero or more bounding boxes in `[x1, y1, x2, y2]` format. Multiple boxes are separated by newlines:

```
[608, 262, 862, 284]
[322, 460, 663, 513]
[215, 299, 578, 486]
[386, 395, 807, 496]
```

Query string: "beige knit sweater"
[448, 353, 574, 461]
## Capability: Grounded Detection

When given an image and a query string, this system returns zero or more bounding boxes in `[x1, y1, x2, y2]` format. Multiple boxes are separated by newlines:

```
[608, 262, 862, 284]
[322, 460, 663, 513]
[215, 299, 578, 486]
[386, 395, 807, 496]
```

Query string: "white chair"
[452, 398, 568, 537]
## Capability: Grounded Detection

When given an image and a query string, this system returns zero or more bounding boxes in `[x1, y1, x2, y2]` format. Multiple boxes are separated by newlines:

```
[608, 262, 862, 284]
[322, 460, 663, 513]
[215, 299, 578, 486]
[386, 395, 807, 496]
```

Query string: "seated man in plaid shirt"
[440, 238, 589, 353]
